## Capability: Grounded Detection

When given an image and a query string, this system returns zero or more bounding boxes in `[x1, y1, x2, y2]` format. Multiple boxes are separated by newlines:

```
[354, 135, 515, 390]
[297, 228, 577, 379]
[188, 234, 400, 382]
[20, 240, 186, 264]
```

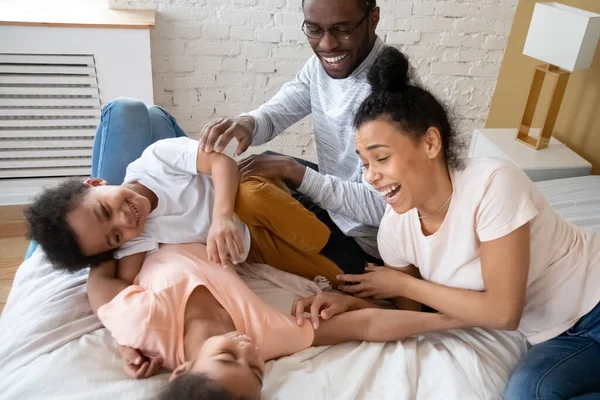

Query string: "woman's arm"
[397, 223, 531, 330]
[313, 308, 469, 345]
[293, 293, 465, 344]
[387, 264, 422, 312]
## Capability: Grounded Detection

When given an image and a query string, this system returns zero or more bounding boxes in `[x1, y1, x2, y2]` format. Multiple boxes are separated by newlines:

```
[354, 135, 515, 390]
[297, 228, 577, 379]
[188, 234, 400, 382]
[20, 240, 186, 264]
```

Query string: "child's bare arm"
[87, 259, 129, 315]
[196, 150, 245, 265]
[196, 148, 239, 221]
[87, 258, 163, 379]
[115, 252, 146, 284]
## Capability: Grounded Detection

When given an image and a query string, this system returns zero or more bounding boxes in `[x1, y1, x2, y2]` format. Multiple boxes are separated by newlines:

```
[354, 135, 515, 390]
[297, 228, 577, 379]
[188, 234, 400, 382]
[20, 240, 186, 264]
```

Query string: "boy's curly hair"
[24, 178, 114, 272]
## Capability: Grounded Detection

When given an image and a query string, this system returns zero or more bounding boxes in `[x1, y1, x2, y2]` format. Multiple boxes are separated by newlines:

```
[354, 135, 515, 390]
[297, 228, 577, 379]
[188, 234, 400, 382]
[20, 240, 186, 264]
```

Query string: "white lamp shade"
[523, 2, 600, 71]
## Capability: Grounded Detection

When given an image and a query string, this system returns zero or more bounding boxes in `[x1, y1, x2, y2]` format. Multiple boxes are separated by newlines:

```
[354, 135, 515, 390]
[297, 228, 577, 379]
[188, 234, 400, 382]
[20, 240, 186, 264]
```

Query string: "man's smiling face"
[302, 0, 379, 79]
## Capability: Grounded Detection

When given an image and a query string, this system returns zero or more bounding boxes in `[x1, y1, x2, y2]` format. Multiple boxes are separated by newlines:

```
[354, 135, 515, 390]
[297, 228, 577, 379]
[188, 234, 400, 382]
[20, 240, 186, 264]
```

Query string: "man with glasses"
[199, 0, 386, 274]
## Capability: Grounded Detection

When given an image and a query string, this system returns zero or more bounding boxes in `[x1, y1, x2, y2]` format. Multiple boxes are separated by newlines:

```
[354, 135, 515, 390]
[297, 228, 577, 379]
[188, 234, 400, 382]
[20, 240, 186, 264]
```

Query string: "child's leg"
[235, 176, 343, 282]
[91, 97, 187, 184]
[246, 225, 343, 283]
[235, 176, 330, 254]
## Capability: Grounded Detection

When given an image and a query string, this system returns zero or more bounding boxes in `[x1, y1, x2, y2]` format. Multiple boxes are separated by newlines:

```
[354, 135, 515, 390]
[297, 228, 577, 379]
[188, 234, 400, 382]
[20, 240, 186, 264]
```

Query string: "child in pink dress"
[89, 242, 462, 399]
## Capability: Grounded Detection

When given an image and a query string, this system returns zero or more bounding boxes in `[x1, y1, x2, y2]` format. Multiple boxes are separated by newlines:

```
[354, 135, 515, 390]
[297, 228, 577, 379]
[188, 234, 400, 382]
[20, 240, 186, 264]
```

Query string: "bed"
[1, 175, 599, 400]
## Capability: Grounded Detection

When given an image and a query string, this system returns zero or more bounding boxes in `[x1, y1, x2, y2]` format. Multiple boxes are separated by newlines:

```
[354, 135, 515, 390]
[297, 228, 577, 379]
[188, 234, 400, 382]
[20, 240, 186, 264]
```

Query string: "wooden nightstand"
[468, 128, 592, 182]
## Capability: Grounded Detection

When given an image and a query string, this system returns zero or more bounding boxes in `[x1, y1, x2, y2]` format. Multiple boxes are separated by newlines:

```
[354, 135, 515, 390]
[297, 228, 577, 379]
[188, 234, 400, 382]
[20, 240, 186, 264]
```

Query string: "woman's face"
[355, 119, 445, 215]
[171, 331, 265, 400]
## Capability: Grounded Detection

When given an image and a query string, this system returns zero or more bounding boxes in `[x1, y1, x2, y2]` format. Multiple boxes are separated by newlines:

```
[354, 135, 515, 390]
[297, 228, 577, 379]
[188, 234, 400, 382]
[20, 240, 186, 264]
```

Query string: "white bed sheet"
[536, 175, 600, 233]
[1, 175, 598, 400]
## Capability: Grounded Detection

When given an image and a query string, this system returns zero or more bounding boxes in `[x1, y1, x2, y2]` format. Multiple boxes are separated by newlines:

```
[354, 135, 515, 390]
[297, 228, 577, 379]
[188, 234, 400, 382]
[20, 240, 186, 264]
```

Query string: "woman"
[292, 46, 600, 399]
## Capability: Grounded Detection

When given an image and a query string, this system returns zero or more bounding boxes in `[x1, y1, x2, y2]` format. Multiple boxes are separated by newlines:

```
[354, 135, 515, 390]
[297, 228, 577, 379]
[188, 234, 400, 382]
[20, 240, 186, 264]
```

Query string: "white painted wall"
[0, 24, 154, 204]
[109, 0, 518, 159]
[0, 25, 154, 105]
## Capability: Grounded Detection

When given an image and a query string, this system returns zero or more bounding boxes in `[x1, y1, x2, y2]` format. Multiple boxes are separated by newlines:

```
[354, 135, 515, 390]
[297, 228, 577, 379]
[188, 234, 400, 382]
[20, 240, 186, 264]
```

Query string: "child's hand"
[207, 216, 244, 267]
[118, 346, 163, 379]
[291, 293, 358, 329]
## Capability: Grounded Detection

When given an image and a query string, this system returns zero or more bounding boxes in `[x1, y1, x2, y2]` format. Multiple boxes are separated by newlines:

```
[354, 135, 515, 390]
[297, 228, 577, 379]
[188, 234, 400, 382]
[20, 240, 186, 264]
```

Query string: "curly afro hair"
[24, 178, 114, 272]
[354, 45, 463, 170]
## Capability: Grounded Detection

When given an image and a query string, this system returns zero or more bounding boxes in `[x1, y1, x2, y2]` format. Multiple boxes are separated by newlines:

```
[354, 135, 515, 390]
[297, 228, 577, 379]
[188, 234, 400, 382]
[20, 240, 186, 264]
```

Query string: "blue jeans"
[505, 301, 600, 400]
[24, 97, 187, 260]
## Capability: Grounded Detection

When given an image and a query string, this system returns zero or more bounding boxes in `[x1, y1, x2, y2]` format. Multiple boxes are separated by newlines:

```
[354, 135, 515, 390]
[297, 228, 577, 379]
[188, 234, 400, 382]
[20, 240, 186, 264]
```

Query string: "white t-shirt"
[378, 157, 600, 345]
[113, 137, 251, 261]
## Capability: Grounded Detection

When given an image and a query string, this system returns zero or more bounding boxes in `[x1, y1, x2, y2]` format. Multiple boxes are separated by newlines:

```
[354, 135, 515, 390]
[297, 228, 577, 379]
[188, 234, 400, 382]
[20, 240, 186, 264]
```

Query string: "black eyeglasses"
[301, 8, 374, 40]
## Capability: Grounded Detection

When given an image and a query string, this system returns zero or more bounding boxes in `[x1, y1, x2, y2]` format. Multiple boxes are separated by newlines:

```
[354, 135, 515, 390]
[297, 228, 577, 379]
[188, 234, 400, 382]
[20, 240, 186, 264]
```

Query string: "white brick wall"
[109, 0, 517, 159]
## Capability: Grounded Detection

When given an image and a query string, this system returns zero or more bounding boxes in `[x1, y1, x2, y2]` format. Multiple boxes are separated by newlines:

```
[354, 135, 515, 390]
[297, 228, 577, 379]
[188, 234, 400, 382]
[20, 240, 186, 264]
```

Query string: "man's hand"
[337, 264, 410, 300]
[291, 292, 361, 329]
[207, 216, 244, 267]
[199, 117, 254, 155]
[119, 346, 163, 380]
[238, 154, 307, 187]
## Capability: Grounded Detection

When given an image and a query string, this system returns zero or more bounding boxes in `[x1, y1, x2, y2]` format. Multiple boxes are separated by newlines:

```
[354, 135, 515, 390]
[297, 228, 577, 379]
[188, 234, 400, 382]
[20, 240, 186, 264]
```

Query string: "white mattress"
[536, 175, 600, 233]
[1, 175, 598, 400]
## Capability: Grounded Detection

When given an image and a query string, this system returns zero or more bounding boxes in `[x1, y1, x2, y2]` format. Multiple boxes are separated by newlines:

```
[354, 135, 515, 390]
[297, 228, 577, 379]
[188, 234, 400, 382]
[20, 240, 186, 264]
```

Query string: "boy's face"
[170, 331, 264, 400]
[66, 178, 152, 255]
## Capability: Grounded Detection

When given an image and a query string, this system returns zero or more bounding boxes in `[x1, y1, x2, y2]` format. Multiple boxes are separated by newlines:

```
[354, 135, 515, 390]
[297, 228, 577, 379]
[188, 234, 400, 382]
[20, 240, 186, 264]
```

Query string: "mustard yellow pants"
[234, 176, 343, 284]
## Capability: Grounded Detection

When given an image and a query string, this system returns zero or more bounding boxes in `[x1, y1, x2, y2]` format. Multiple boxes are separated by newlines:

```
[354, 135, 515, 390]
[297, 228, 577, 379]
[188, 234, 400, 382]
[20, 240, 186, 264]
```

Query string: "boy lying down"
[89, 242, 462, 399]
[25, 136, 349, 286]
[24, 136, 461, 398]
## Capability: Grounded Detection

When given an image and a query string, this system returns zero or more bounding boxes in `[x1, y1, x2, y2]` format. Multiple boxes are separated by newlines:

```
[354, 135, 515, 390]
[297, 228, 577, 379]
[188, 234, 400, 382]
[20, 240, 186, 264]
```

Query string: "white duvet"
[0, 248, 525, 400]
[3, 175, 598, 400]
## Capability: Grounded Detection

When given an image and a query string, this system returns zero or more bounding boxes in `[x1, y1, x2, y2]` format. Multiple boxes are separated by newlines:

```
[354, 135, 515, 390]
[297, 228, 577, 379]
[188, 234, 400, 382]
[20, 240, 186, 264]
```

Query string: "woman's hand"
[118, 346, 163, 379]
[291, 292, 360, 329]
[337, 264, 411, 299]
[207, 216, 244, 267]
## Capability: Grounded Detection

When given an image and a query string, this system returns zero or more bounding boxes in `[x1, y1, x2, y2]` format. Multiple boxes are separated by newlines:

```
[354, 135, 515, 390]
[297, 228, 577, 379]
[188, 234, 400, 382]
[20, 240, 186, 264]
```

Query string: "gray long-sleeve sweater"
[244, 38, 387, 258]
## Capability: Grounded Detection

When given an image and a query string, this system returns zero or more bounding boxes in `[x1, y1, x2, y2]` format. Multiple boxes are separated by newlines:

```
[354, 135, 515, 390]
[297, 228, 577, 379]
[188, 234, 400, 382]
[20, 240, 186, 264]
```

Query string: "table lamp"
[516, 2, 600, 150]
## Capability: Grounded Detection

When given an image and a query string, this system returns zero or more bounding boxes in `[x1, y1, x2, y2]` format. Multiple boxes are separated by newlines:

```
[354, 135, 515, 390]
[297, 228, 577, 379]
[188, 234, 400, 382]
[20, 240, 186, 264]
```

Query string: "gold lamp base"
[516, 64, 570, 150]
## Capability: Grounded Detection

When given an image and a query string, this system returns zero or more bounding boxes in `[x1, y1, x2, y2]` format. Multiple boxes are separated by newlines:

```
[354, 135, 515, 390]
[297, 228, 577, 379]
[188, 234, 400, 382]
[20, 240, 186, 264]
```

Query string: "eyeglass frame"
[300, 7, 376, 40]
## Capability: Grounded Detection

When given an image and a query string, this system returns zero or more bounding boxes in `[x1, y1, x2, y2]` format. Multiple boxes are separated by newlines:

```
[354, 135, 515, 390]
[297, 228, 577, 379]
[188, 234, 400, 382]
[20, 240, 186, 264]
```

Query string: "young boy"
[24, 136, 345, 284]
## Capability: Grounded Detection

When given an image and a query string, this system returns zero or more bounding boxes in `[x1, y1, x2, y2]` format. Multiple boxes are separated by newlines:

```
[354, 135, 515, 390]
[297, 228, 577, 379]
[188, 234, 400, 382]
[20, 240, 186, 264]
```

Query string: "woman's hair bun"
[367, 46, 410, 93]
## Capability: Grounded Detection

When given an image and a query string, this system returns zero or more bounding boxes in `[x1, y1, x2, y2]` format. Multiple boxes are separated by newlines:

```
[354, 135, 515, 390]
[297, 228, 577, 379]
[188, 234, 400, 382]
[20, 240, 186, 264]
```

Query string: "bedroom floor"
[0, 236, 28, 315]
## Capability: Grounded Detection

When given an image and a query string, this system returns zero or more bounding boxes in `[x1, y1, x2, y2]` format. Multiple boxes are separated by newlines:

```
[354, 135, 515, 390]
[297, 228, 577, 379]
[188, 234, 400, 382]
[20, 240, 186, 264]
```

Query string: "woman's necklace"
[418, 193, 453, 220]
